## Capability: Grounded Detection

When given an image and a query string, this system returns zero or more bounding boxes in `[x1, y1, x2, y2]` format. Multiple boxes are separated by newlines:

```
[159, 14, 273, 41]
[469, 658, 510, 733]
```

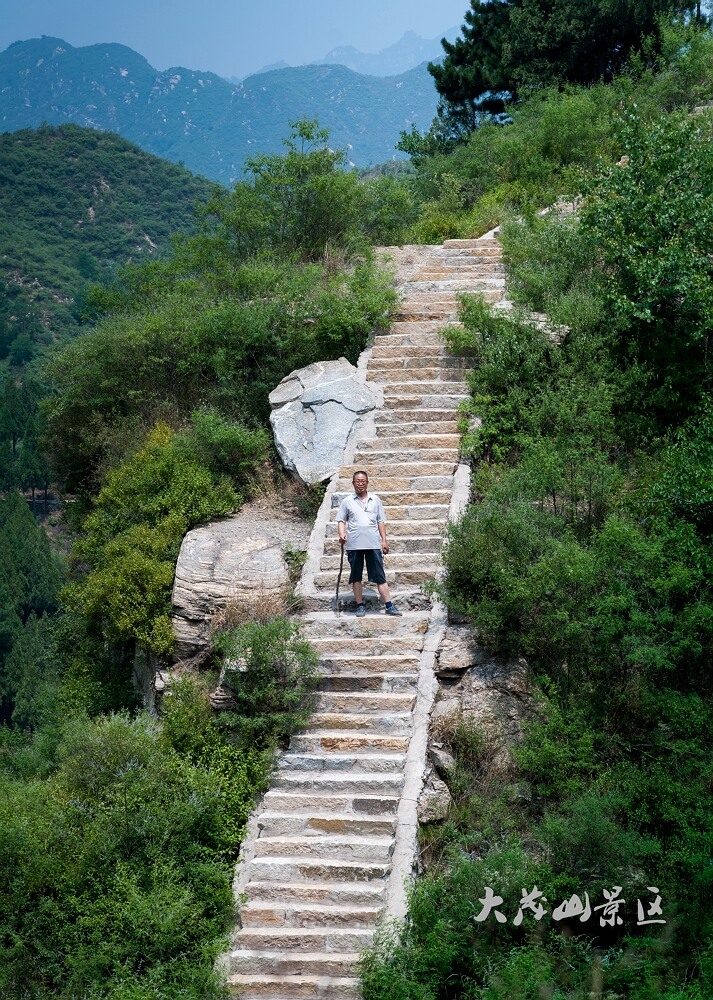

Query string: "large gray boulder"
[269, 358, 379, 485]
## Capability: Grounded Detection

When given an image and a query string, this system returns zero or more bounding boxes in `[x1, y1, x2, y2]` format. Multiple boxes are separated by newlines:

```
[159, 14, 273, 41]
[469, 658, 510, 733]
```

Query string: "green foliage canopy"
[429, 0, 703, 137]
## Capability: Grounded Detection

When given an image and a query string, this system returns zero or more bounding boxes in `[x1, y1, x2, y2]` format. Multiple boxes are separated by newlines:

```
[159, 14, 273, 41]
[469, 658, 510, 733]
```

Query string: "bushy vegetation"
[0, 117, 392, 997]
[3, 9, 713, 994]
[362, 79, 713, 1000]
[428, 0, 703, 136]
[395, 22, 713, 243]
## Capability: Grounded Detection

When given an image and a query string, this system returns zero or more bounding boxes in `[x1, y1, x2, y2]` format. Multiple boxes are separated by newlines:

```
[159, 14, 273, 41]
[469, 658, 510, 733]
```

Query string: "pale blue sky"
[0, 0, 469, 78]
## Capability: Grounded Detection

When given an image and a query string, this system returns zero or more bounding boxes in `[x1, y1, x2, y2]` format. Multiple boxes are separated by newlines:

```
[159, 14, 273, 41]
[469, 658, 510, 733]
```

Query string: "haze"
[0, 0, 468, 79]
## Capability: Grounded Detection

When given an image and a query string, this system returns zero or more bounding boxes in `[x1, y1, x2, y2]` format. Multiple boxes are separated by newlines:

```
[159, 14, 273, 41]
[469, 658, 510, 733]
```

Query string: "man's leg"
[365, 550, 401, 615]
[348, 551, 366, 614]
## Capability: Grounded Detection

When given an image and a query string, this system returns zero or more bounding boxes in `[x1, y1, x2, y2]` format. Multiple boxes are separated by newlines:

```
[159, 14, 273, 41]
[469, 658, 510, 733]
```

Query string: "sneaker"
[384, 605, 402, 616]
[356, 604, 366, 618]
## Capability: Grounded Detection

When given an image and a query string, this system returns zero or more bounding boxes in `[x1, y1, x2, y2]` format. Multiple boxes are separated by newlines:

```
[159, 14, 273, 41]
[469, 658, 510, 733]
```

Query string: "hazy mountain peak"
[316, 26, 458, 77]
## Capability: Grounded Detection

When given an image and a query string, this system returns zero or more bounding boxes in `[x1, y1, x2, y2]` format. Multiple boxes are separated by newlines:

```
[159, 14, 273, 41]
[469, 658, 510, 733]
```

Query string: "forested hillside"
[1, 6, 712, 999]
[0, 124, 214, 368]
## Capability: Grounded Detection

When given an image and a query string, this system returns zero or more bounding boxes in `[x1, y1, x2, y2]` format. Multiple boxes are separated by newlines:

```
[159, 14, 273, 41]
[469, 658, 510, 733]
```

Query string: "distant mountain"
[316, 27, 459, 77]
[0, 123, 214, 363]
[231, 28, 458, 81]
[0, 37, 440, 182]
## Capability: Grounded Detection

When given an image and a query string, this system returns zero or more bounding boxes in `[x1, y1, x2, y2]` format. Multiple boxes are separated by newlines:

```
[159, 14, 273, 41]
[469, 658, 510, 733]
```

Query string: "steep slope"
[0, 123, 214, 362]
[226, 237, 506, 999]
[0, 38, 439, 181]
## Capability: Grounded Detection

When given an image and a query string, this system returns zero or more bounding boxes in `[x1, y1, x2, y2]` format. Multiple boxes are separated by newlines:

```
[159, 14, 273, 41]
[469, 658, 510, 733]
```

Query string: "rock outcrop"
[269, 358, 379, 485]
[431, 625, 537, 747]
[171, 495, 313, 664]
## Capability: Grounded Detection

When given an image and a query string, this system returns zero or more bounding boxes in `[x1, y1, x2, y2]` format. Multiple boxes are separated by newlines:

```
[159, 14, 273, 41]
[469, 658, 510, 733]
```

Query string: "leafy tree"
[189, 117, 363, 266]
[429, 0, 702, 137]
[581, 107, 713, 424]
[428, 0, 512, 138]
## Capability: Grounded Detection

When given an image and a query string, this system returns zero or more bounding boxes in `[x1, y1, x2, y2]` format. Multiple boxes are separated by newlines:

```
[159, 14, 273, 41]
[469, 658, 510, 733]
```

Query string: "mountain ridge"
[0, 36, 440, 181]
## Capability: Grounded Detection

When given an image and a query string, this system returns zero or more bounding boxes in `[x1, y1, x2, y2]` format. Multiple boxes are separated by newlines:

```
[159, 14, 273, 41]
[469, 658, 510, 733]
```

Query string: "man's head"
[352, 470, 369, 495]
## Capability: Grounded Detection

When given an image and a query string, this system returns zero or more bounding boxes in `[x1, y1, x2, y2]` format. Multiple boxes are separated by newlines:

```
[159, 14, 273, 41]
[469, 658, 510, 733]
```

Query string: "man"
[337, 470, 402, 617]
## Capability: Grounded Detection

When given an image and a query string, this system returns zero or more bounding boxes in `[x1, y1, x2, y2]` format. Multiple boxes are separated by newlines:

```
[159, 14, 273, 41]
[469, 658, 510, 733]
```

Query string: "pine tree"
[429, 0, 702, 137]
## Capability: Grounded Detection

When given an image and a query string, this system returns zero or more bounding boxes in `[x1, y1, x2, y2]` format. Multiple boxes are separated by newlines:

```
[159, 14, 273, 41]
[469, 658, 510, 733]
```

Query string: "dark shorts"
[347, 548, 386, 585]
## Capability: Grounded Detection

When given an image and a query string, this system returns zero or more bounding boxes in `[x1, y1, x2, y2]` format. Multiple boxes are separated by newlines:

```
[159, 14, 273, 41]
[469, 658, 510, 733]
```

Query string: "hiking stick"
[335, 542, 345, 616]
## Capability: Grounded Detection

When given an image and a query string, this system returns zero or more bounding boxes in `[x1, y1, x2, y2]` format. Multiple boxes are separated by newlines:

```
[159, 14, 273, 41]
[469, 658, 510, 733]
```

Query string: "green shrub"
[212, 618, 320, 747]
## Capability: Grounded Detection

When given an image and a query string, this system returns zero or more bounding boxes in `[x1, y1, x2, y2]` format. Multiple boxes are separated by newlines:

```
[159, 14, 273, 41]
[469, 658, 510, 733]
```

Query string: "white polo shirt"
[336, 492, 386, 551]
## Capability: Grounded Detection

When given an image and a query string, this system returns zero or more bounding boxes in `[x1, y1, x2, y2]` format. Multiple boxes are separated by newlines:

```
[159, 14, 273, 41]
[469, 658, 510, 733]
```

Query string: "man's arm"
[378, 520, 389, 554]
[338, 519, 347, 546]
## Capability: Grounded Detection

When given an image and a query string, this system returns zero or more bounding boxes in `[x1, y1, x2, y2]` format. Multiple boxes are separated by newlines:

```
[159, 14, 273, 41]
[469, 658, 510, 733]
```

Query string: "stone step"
[367, 368, 467, 384]
[414, 261, 506, 272]
[313, 567, 438, 588]
[440, 238, 502, 250]
[399, 291, 460, 303]
[245, 855, 391, 883]
[366, 355, 469, 370]
[252, 834, 395, 862]
[301, 712, 413, 735]
[389, 318, 462, 333]
[372, 420, 462, 436]
[227, 973, 362, 999]
[302, 608, 431, 631]
[395, 290, 501, 314]
[323, 537, 442, 557]
[328, 487, 452, 506]
[239, 899, 383, 928]
[229, 950, 362, 977]
[330, 502, 450, 523]
[371, 430, 461, 446]
[338, 462, 457, 478]
[319, 648, 420, 672]
[232, 927, 374, 955]
[372, 332, 448, 347]
[256, 812, 397, 838]
[394, 308, 460, 322]
[321, 546, 442, 569]
[278, 752, 406, 774]
[373, 407, 461, 425]
[372, 424, 459, 439]
[319, 672, 418, 694]
[377, 378, 468, 394]
[301, 588, 432, 614]
[261, 791, 400, 815]
[407, 278, 506, 292]
[325, 519, 446, 538]
[309, 633, 424, 653]
[350, 448, 459, 463]
[334, 474, 454, 492]
[370, 343, 449, 357]
[312, 688, 417, 710]
[273, 768, 406, 792]
[315, 673, 419, 693]
[243, 880, 387, 906]
[381, 394, 467, 410]
[290, 733, 411, 755]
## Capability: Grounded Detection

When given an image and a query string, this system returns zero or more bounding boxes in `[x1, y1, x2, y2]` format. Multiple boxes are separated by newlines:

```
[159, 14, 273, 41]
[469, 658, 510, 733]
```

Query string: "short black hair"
[352, 470, 369, 482]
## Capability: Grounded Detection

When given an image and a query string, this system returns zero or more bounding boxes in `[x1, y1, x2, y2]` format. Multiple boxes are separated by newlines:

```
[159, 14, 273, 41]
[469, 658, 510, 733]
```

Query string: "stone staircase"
[225, 237, 504, 999]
